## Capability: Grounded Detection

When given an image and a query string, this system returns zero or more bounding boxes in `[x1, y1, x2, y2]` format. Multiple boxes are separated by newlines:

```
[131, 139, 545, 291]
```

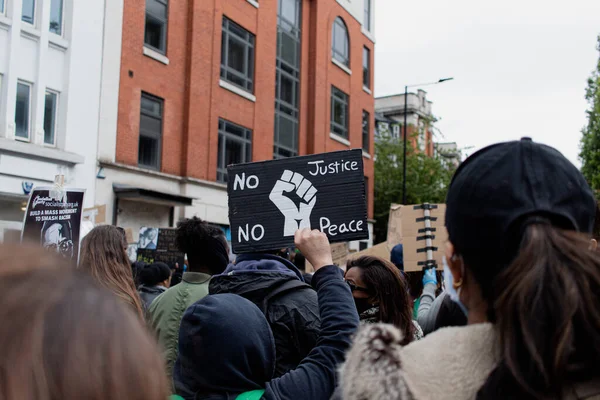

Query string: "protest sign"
[387, 203, 447, 272]
[228, 149, 368, 253]
[305, 242, 349, 272]
[136, 227, 184, 268]
[21, 185, 85, 261]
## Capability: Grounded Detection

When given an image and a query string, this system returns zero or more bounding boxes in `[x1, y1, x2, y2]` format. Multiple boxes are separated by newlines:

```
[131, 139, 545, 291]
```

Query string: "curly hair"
[176, 217, 229, 274]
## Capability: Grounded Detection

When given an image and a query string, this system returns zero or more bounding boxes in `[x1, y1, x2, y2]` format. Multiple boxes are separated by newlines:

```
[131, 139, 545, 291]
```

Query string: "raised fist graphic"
[269, 170, 318, 236]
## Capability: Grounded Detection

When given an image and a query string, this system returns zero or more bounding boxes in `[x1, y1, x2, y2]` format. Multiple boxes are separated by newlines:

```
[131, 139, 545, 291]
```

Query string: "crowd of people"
[3, 138, 600, 400]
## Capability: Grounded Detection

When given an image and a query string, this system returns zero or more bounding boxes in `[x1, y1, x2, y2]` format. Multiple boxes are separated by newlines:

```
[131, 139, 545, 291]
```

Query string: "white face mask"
[443, 256, 468, 317]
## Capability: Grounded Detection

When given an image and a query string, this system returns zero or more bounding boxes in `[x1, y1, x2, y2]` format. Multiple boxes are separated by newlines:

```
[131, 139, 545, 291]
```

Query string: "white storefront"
[0, 0, 104, 241]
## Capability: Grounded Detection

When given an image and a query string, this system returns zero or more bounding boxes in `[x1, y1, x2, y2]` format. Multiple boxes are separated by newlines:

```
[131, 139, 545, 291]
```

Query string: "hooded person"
[174, 229, 360, 400]
[209, 250, 320, 377]
[148, 217, 229, 384]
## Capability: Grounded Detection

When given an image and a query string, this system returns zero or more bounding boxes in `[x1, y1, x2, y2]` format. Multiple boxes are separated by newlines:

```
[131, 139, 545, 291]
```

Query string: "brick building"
[96, 0, 376, 250]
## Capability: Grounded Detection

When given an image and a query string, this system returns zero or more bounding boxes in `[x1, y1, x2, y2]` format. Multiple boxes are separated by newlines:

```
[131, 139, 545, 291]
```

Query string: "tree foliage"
[580, 35, 600, 191]
[373, 134, 455, 243]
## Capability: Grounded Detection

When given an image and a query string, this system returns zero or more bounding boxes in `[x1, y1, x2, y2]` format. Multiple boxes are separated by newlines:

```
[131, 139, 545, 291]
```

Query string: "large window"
[44, 91, 58, 146]
[362, 110, 370, 152]
[49, 0, 63, 35]
[221, 17, 255, 93]
[332, 17, 349, 67]
[363, 47, 371, 89]
[274, 0, 302, 159]
[22, 0, 35, 24]
[331, 86, 349, 139]
[364, 0, 371, 32]
[217, 119, 252, 183]
[15, 82, 31, 140]
[138, 93, 163, 170]
[145, 0, 168, 54]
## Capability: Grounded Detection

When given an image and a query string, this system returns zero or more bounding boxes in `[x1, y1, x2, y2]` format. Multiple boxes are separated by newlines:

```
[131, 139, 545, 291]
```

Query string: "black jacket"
[138, 284, 167, 310]
[174, 265, 359, 400]
[209, 254, 320, 377]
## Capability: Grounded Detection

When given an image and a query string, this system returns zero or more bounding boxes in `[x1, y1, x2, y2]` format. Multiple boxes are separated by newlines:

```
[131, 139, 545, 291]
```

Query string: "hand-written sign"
[136, 227, 184, 268]
[228, 149, 368, 253]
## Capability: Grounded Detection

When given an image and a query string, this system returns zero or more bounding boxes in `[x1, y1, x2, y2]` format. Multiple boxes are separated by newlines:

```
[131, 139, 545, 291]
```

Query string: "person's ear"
[590, 239, 598, 251]
[445, 241, 463, 284]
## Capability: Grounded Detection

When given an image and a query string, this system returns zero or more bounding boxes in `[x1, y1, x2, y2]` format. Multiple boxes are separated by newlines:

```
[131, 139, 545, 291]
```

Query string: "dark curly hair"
[176, 217, 229, 274]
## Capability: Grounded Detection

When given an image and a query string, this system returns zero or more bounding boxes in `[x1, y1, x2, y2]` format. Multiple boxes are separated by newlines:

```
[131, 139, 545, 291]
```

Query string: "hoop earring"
[453, 279, 463, 290]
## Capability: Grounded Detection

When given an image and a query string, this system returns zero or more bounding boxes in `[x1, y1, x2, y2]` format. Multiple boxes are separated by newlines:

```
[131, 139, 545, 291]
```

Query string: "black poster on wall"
[228, 149, 368, 253]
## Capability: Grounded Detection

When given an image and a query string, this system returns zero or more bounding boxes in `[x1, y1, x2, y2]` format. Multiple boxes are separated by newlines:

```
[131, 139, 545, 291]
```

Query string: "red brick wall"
[116, 0, 375, 218]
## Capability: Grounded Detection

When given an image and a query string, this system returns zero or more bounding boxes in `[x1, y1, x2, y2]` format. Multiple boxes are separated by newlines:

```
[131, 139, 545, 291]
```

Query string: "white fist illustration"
[269, 170, 318, 236]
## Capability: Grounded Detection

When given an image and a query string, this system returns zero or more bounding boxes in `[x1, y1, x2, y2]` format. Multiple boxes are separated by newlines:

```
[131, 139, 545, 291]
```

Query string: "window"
[49, 0, 63, 35]
[15, 82, 31, 140]
[221, 17, 255, 93]
[363, 47, 371, 89]
[144, 0, 168, 54]
[364, 0, 371, 32]
[330, 86, 349, 139]
[217, 119, 252, 183]
[362, 111, 370, 152]
[392, 124, 401, 139]
[274, 0, 302, 159]
[138, 93, 163, 170]
[0, 0, 5, 15]
[22, 0, 35, 24]
[44, 91, 58, 146]
[332, 17, 349, 67]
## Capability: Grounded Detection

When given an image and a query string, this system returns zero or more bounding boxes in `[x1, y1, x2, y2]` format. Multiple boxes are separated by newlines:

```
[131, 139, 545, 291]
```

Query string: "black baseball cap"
[445, 138, 596, 266]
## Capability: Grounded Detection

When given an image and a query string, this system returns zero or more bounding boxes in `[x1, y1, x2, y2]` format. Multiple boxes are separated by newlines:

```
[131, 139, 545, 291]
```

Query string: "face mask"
[353, 297, 374, 315]
[443, 256, 469, 317]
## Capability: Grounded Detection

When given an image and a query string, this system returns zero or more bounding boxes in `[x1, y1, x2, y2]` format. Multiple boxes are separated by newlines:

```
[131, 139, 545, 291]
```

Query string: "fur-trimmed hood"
[340, 323, 499, 400]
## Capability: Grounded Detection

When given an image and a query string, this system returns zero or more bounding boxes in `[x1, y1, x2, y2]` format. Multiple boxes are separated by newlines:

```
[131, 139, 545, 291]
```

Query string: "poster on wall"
[21, 186, 85, 261]
[136, 227, 184, 268]
[228, 149, 368, 253]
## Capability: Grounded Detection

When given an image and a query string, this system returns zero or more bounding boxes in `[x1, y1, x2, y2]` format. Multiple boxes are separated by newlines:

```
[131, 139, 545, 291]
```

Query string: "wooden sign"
[228, 149, 368, 253]
[387, 204, 447, 272]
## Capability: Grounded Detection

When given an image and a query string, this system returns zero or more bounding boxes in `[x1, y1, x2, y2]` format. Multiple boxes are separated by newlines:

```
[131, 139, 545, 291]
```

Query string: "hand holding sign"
[294, 228, 333, 271]
[269, 170, 317, 236]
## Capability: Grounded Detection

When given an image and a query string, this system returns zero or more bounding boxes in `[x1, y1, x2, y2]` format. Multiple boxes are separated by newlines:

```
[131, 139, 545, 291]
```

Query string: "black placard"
[136, 227, 184, 268]
[21, 187, 85, 261]
[228, 149, 368, 253]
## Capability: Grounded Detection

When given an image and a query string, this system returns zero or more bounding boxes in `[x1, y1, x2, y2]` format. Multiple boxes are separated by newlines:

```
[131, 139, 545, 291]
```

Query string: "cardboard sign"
[228, 149, 368, 253]
[136, 227, 184, 268]
[21, 187, 85, 261]
[387, 204, 447, 272]
[347, 241, 392, 263]
[305, 242, 349, 272]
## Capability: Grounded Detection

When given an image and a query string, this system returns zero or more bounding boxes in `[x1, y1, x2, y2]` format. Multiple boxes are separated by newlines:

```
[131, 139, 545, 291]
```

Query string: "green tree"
[373, 134, 455, 243]
[580, 35, 600, 190]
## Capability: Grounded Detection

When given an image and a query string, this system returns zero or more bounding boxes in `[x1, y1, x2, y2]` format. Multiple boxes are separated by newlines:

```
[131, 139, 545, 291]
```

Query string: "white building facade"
[0, 0, 104, 241]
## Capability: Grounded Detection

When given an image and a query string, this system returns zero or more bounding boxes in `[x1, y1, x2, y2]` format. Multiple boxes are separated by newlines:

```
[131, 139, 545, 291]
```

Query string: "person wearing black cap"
[137, 262, 172, 309]
[148, 217, 230, 385]
[339, 138, 600, 400]
[174, 228, 359, 400]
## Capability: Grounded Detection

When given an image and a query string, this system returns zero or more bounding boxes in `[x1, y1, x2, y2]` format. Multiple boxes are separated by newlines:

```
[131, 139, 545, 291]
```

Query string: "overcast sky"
[374, 0, 600, 165]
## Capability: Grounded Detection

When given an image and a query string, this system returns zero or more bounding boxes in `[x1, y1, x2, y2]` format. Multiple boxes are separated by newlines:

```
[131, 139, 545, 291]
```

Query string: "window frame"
[330, 86, 349, 139]
[144, 0, 169, 54]
[43, 90, 59, 147]
[331, 17, 350, 67]
[220, 16, 256, 94]
[15, 81, 32, 142]
[364, 0, 371, 32]
[21, 0, 36, 25]
[362, 110, 370, 153]
[217, 118, 253, 183]
[138, 92, 164, 171]
[0, 0, 5, 15]
[363, 47, 371, 89]
[49, 0, 64, 36]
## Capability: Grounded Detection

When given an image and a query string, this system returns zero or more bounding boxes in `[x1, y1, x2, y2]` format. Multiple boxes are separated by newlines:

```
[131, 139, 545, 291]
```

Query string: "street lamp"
[402, 77, 454, 204]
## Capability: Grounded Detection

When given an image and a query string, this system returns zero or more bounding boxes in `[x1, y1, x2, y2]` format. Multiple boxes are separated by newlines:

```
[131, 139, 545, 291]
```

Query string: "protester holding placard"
[148, 217, 230, 383]
[340, 139, 600, 400]
[174, 229, 359, 400]
[79, 225, 144, 319]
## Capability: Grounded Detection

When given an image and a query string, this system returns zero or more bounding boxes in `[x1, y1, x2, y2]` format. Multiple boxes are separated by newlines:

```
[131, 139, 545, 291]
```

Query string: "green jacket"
[148, 272, 212, 382]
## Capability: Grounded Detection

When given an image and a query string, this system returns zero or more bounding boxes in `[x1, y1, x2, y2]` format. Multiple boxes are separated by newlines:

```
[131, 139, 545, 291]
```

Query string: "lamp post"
[402, 77, 454, 204]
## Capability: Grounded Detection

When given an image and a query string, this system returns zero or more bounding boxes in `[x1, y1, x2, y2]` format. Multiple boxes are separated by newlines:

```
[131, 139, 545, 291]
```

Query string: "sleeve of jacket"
[264, 265, 360, 400]
[416, 283, 444, 335]
[339, 324, 416, 400]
